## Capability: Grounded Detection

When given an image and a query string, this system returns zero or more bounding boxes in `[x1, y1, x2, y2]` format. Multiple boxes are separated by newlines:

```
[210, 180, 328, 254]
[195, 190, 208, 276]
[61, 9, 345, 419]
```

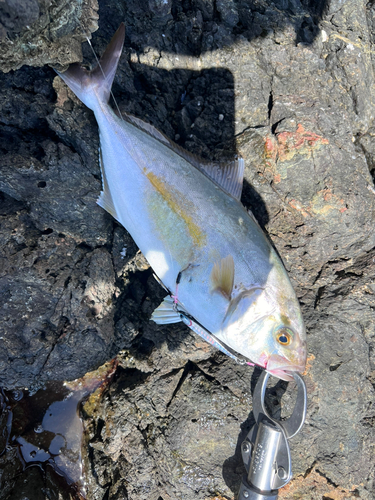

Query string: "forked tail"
[54, 24, 125, 111]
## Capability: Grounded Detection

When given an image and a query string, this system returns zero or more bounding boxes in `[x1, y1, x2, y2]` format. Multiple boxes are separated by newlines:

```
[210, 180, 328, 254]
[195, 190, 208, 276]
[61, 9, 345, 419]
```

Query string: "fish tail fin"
[55, 23, 125, 111]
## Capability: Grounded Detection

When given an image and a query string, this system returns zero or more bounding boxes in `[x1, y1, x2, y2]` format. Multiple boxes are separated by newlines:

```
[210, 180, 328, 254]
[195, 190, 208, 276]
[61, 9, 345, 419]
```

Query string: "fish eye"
[276, 328, 293, 346]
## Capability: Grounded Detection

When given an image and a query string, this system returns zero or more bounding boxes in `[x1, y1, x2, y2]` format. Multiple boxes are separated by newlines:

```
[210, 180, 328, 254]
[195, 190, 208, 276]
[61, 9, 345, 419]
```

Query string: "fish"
[55, 24, 306, 381]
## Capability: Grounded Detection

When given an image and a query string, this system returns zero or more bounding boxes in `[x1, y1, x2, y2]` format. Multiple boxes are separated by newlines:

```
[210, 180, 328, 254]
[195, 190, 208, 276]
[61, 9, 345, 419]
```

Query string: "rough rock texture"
[0, 0, 99, 71]
[1, 0, 375, 499]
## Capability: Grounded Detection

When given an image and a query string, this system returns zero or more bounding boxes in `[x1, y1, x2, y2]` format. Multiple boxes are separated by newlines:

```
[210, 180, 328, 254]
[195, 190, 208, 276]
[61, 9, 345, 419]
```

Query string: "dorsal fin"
[199, 157, 244, 201]
[126, 115, 171, 146]
[120, 112, 245, 201]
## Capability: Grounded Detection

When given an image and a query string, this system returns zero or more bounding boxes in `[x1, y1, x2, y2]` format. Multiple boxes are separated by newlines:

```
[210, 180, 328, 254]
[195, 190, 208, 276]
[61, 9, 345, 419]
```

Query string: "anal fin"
[97, 191, 120, 221]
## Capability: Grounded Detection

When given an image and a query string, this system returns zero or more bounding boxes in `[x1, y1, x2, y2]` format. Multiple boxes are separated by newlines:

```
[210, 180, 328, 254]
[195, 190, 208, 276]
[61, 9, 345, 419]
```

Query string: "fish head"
[221, 288, 306, 381]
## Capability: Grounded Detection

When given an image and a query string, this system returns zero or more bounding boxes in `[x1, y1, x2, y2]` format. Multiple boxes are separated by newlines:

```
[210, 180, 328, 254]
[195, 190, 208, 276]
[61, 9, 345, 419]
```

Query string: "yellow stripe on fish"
[55, 23, 307, 382]
[146, 171, 206, 251]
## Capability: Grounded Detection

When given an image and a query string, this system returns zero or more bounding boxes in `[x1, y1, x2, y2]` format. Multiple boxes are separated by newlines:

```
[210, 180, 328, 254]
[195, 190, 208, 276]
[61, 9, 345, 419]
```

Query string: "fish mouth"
[266, 354, 306, 382]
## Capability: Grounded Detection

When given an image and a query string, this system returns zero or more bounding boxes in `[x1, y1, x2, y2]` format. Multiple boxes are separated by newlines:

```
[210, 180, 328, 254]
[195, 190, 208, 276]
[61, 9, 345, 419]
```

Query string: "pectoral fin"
[151, 296, 183, 324]
[210, 255, 235, 300]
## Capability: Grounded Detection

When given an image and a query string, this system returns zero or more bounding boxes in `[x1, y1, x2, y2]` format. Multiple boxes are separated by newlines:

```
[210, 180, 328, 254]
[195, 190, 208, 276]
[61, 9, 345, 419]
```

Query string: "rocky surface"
[0, 0, 99, 72]
[1, 0, 375, 499]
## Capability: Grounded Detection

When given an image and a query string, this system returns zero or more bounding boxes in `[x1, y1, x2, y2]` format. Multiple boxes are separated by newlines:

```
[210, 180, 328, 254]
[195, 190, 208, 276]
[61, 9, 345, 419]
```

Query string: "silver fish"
[56, 24, 306, 381]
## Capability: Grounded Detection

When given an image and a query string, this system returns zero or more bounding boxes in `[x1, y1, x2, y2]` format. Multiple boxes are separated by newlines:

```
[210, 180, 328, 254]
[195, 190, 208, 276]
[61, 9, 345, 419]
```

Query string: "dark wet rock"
[1, 0, 375, 499]
[0, 361, 116, 500]
[0, 0, 40, 38]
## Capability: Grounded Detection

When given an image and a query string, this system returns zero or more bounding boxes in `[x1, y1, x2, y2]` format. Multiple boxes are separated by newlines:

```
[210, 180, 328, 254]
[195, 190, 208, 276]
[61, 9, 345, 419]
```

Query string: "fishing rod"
[237, 371, 307, 500]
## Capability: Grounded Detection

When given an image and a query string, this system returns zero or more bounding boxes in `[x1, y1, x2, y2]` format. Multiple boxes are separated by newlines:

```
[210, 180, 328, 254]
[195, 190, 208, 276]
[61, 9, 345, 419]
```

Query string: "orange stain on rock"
[276, 123, 329, 162]
[303, 353, 315, 376]
[263, 123, 329, 186]
[311, 189, 348, 217]
[288, 199, 310, 217]
[264, 136, 277, 159]
[261, 125, 350, 220]
[323, 189, 333, 202]
[279, 469, 360, 500]
[263, 123, 329, 163]
[194, 339, 214, 353]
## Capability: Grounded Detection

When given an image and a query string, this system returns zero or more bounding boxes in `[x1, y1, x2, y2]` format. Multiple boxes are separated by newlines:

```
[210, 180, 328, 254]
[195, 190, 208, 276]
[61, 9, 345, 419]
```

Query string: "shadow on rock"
[94, 0, 328, 59]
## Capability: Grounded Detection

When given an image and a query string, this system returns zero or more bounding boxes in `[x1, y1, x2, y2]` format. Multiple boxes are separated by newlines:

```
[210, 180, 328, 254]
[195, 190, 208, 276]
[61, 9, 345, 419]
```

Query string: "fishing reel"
[238, 370, 307, 500]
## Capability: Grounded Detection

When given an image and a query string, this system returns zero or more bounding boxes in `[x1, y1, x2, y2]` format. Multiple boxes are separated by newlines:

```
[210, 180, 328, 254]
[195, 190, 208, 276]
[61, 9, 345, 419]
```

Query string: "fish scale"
[55, 23, 306, 381]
